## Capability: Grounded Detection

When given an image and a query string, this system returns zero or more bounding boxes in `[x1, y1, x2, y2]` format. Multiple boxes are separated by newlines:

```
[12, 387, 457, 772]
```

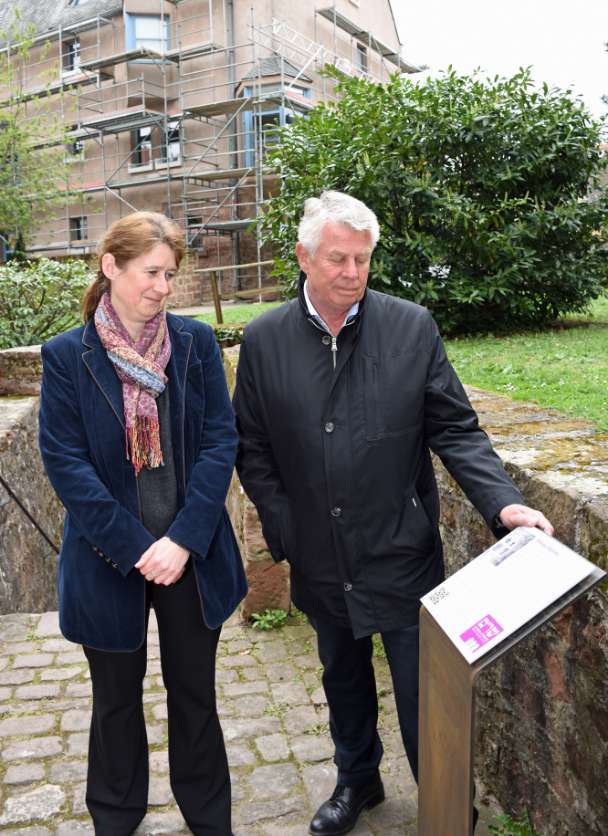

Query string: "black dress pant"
[310, 615, 420, 787]
[83, 561, 231, 836]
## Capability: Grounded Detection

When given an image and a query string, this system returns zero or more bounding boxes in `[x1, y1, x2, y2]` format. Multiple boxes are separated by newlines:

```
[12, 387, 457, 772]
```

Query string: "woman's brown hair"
[82, 211, 186, 321]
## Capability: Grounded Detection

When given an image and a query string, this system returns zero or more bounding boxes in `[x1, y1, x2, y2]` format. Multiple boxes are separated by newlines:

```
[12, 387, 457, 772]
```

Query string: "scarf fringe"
[128, 417, 164, 476]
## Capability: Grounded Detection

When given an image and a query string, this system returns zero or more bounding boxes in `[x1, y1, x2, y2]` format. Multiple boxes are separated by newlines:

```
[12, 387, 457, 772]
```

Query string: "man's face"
[296, 222, 373, 319]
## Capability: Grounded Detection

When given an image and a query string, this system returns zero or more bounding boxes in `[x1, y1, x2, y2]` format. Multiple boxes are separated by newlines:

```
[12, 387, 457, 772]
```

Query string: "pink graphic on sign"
[460, 615, 503, 654]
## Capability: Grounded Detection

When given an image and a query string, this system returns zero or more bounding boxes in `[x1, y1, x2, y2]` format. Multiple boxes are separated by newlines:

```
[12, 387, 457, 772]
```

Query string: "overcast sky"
[391, 0, 608, 120]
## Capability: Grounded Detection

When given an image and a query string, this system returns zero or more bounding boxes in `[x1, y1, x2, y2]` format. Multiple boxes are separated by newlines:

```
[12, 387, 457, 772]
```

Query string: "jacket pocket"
[363, 355, 380, 441]
[389, 489, 436, 555]
[363, 353, 423, 442]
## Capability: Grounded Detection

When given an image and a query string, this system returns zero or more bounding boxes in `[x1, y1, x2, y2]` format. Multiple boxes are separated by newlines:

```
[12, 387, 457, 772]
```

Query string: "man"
[233, 191, 552, 836]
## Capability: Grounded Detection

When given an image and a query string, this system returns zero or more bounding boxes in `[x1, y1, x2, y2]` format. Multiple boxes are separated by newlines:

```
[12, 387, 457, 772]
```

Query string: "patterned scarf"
[94, 292, 171, 475]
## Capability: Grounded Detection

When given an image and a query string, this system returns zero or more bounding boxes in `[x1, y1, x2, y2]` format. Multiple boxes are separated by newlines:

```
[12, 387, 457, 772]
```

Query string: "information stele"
[421, 527, 605, 665]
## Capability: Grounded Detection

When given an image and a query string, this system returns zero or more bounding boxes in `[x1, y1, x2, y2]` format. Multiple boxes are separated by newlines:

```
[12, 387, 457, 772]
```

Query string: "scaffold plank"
[185, 95, 282, 118]
[165, 42, 221, 61]
[80, 108, 172, 133]
[203, 219, 257, 231]
[80, 48, 179, 71]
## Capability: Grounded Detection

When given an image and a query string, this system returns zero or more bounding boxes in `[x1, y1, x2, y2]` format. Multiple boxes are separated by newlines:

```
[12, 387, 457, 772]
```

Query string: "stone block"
[3, 762, 45, 785]
[0, 714, 55, 737]
[0, 784, 66, 825]
[2, 736, 62, 761]
[15, 684, 60, 701]
[255, 732, 289, 762]
[34, 612, 61, 638]
[60, 710, 90, 732]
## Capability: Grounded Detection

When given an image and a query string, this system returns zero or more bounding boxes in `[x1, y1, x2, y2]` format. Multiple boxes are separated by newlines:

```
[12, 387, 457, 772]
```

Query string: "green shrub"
[250, 609, 288, 631]
[0, 258, 92, 349]
[489, 809, 540, 835]
[262, 68, 608, 335]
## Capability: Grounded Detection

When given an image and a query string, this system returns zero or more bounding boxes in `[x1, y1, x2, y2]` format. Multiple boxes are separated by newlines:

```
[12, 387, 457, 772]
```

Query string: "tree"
[262, 68, 608, 335]
[0, 20, 68, 252]
[0, 258, 92, 349]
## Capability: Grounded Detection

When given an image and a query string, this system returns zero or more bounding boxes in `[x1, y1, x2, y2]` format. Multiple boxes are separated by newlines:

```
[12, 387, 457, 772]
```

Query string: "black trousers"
[83, 561, 232, 836]
[310, 615, 420, 787]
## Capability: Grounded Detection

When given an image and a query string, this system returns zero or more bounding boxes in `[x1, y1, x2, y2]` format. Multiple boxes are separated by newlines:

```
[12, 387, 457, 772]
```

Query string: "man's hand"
[134, 537, 190, 585]
[499, 504, 554, 536]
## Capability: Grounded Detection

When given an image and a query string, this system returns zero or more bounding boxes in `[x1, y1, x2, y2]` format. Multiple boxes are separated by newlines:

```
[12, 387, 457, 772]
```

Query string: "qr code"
[428, 586, 448, 605]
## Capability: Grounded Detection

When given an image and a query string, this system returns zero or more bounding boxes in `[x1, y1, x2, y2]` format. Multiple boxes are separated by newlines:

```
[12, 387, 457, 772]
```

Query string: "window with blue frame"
[125, 14, 170, 53]
[242, 85, 311, 167]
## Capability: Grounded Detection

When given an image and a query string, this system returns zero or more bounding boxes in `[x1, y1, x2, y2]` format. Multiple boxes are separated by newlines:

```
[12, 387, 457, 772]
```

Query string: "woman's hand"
[134, 537, 190, 585]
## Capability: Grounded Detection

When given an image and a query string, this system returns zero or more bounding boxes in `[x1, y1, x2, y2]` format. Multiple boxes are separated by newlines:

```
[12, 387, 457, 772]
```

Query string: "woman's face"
[103, 242, 177, 331]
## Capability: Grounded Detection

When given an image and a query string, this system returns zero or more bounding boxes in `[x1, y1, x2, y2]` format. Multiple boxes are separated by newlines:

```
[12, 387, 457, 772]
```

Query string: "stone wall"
[223, 347, 290, 619]
[0, 397, 61, 614]
[437, 389, 608, 836]
[0, 347, 43, 396]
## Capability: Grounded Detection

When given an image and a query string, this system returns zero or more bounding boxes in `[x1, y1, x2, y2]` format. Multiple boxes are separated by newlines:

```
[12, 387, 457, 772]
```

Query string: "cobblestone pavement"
[0, 611, 494, 835]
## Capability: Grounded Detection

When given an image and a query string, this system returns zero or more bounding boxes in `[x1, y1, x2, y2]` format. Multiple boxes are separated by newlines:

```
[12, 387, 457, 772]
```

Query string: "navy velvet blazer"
[39, 313, 247, 651]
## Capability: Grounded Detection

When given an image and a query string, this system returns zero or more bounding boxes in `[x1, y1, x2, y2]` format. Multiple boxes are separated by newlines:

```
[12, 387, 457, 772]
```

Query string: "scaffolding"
[0, 0, 418, 300]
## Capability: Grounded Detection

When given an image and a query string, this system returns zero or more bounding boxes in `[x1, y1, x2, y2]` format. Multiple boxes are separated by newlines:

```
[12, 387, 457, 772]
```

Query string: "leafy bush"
[0, 258, 92, 349]
[489, 809, 540, 835]
[250, 608, 288, 631]
[262, 68, 608, 335]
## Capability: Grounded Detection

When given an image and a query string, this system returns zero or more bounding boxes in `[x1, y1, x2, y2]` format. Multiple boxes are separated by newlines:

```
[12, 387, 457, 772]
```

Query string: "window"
[130, 126, 152, 170]
[62, 38, 81, 74]
[356, 43, 368, 73]
[242, 84, 310, 167]
[70, 216, 88, 242]
[156, 121, 181, 167]
[125, 14, 170, 53]
[65, 138, 84, 163]
[187, 216, 204, 251]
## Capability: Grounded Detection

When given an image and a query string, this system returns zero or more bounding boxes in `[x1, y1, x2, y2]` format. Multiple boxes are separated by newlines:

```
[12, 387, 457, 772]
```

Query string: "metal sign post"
[418, 568, 606, 835]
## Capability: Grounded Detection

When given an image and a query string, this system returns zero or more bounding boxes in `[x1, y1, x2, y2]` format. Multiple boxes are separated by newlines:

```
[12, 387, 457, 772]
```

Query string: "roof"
[0, 0, 122, 45]
[240, 57, 313, 84]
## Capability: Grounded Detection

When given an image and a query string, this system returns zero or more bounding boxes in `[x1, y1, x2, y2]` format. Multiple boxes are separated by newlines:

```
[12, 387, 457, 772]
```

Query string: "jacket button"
[325, 421, 335, 433]
[330, 506, 342, 518]
[322, 335, 331, 345]
[344, 582, 353, 592]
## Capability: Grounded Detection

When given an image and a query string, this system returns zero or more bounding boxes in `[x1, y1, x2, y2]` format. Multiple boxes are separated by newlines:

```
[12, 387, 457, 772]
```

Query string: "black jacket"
[234, 281, 523, 637]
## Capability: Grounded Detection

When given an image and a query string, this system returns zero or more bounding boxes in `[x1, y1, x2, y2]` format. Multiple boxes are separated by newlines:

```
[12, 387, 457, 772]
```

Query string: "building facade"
[0, 0, 417, 304]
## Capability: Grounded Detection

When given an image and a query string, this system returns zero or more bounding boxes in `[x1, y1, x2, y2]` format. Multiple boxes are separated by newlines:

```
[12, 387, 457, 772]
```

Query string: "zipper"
[331, 336, 337, 370]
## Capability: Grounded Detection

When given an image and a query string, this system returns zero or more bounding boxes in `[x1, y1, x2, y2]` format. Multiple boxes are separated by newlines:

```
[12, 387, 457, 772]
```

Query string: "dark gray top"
[136, 386, 179, 540]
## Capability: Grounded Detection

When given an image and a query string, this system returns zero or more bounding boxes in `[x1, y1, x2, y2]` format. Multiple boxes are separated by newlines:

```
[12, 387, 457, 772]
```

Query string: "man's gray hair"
[297, 191, 380, 254]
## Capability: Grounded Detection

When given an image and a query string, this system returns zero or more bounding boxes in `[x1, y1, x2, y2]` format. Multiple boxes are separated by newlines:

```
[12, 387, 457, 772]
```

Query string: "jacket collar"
[297, 270, 366, 334]
[81, 312, 193, 431]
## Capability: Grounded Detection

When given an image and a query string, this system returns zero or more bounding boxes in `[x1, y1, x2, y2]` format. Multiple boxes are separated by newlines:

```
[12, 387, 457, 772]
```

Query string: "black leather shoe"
[308, 775, 385, 835]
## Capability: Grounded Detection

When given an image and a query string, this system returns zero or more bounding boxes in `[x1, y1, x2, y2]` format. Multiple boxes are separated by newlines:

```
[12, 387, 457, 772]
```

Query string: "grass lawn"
[445, 296, 608, 431]
[196, 302, 279, 326]
[202, 295, 608, 431]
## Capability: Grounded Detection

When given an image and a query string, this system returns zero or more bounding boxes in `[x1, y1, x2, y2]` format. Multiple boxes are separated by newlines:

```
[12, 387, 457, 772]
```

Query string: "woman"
[38, 212, 247, 836]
